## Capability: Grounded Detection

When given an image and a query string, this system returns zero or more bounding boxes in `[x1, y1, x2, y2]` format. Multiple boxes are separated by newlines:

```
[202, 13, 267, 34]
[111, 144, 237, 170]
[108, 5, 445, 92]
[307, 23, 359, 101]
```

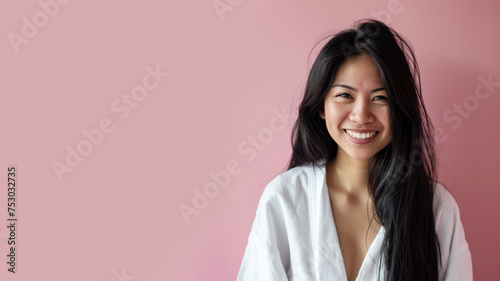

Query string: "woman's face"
[320, 54, 391, 161]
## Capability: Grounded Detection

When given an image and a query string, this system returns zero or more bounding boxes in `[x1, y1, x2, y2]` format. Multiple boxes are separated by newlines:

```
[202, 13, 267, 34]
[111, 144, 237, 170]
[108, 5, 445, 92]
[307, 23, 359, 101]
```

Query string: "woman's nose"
[348, 100, 375, 124]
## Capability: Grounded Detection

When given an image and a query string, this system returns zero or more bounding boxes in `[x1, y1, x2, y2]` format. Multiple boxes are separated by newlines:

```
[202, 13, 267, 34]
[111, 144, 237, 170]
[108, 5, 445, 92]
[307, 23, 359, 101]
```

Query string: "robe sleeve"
[435, 184, 473, 281]
[236, 179, 291, 281]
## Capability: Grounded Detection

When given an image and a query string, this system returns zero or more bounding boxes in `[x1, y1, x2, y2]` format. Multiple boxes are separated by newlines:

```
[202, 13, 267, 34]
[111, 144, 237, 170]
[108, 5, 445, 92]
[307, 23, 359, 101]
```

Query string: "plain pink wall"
[1, 0, 498, 280]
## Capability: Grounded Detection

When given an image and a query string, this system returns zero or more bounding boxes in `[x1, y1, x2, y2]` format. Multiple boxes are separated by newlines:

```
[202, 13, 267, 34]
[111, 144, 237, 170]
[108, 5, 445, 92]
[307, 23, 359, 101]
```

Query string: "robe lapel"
[310, 163, 349, 280]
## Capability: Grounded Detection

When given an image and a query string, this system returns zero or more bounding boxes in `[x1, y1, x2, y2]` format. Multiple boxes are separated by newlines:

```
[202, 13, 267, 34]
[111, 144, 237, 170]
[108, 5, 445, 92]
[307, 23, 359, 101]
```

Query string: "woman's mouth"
[344, 129, 379, 144]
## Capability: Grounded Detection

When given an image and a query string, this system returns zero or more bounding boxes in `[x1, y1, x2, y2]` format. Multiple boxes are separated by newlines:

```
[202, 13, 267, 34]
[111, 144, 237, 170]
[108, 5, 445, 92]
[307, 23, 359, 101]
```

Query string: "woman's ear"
[319, 110, 325, 119]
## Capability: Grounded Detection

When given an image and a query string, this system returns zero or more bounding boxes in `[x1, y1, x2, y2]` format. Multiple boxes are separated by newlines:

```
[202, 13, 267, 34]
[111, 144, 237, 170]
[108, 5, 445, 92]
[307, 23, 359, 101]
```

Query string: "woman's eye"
[373, 95, 388, 101]
[336, 93, 352, 99]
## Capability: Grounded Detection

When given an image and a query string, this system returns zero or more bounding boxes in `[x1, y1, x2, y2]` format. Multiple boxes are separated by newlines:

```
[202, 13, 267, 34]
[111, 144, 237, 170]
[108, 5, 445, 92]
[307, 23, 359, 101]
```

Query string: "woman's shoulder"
[432, 182, 473, 279]
[433, 182, 464, 228]
[433, 182, 461, 215]
[253, 162, 326, 213]
[260, 162, 324, 200]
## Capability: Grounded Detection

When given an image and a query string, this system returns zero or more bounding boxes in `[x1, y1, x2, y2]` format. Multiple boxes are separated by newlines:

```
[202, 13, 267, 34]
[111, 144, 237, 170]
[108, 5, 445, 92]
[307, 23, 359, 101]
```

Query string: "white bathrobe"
[236, 163, 473, 281]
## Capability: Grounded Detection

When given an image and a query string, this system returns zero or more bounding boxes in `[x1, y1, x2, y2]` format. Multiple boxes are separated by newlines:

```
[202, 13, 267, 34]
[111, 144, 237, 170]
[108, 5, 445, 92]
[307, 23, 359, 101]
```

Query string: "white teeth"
[345, 129, 377, 139]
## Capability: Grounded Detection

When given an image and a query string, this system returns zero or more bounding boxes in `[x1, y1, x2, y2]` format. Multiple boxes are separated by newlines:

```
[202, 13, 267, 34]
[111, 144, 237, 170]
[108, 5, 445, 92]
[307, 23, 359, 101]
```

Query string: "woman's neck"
[327, 149, 371, 195]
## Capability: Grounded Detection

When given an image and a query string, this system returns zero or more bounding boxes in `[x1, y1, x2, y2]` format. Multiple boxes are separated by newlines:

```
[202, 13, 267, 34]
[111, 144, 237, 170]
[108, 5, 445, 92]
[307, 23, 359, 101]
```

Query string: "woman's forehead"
[332, 55, 384, 90]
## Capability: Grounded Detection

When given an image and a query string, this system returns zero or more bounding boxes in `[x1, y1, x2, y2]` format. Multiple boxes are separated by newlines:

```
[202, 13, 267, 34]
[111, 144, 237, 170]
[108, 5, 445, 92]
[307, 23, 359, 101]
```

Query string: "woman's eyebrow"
[371, 87, 386, 93]
[331, 83, 386, 93]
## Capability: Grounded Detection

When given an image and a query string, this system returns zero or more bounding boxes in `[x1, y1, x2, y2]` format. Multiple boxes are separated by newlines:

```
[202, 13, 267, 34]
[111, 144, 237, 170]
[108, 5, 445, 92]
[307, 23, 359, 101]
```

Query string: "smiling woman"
[236, 19, 473, 281]
[320, 54, 391, 161]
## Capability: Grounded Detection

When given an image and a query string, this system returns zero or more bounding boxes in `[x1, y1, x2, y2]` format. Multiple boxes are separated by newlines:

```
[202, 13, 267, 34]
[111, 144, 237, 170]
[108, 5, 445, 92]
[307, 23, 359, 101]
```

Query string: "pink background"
[1, 0, 499, 280]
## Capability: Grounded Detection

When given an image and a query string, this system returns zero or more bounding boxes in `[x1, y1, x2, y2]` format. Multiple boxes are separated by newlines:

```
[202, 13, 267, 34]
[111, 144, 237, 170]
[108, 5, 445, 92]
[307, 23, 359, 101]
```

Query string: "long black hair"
[287, 19, 441, 281]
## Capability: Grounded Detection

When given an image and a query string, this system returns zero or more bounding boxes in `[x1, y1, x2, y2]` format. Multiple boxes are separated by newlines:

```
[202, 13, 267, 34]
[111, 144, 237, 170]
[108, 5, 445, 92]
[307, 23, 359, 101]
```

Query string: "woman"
[236, 19, 473, 281]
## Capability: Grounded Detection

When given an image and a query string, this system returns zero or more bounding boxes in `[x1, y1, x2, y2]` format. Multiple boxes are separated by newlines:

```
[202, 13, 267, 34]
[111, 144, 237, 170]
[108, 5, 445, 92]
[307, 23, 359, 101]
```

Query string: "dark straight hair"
[287, 19, 441, 281]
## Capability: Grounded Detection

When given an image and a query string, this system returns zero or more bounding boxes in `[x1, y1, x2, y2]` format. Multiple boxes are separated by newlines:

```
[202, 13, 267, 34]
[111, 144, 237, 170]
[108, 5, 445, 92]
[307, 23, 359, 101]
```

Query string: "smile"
[344, 129, 379, 144]
[345, 129, 378, 139]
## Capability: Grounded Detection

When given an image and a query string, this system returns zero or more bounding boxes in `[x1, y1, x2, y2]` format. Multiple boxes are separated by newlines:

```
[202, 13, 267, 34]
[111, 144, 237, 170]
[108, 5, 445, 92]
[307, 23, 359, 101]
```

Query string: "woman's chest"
[329, 191, 381, 281]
